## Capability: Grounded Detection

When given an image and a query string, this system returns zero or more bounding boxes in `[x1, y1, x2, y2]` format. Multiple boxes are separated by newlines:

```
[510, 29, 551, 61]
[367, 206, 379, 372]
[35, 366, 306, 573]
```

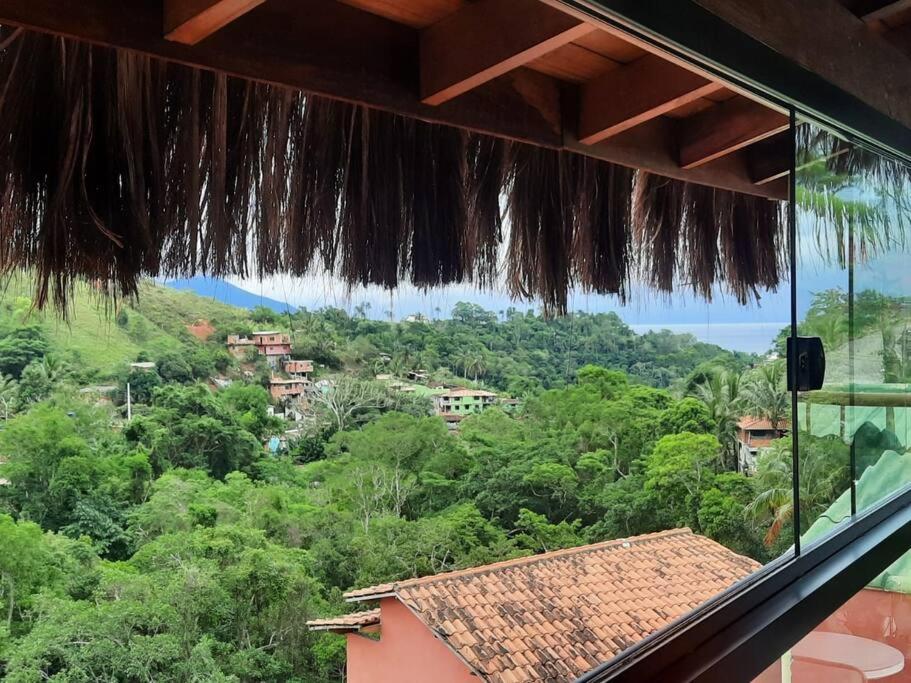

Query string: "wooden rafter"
[567, 116, 788, 199]
[679, 96, 789, 169]
[0, 0, 786, 199]
[164, 0, 265, 45]
[577, 54, 724, 145]
[420, 0, 594, 105]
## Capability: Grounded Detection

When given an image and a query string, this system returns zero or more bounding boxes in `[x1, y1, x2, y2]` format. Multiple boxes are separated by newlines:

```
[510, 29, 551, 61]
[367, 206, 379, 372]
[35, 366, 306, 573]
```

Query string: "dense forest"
[0, 280, 860, 682]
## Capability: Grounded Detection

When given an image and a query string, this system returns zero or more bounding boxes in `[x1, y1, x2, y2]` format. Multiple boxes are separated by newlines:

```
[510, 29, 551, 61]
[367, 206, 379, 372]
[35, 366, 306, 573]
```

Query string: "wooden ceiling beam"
[679, 96, 789, 169]
[746, 132, 791, 185]
[0, 0, 785, 199]
[578, 54, 724, 145]
[164, 0, 265, 45]
[420, 0, 594, 105]
[0, 0, 566, 147]
[859, 0, 911, 30]
[566, 117, 787, 200]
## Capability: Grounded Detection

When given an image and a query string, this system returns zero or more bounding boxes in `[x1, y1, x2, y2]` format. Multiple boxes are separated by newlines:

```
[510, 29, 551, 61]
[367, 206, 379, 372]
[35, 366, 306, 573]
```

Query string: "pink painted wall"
[345, 598, 478, 683]
[811, 588, 911, 682]
[754, 588, 911, 682]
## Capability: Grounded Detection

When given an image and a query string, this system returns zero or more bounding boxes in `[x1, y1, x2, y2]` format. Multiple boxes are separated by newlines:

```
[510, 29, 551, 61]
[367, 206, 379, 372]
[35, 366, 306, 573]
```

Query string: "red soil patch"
[187, 319, 215, 341]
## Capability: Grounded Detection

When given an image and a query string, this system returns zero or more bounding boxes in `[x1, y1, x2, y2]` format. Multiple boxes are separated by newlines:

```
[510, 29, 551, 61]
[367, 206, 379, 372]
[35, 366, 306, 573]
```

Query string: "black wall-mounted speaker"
[787, 336, 826, 392]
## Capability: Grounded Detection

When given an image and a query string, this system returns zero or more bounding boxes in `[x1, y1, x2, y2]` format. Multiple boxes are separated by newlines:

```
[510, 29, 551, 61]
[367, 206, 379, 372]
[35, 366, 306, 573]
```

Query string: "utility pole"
[126, 382, 132, 421]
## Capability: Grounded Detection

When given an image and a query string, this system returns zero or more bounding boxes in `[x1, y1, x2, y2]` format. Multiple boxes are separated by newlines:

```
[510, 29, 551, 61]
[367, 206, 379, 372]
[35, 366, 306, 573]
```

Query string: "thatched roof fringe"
[0, 29, 787, 315]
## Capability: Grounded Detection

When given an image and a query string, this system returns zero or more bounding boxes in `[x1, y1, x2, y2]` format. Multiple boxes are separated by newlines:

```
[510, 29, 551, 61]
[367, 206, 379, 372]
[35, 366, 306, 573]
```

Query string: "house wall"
[753, 588, 911, 682]
[284, 360, 313, 374]
[270, 383, 306, 401]
[346, 598, 477, 683]
[262, 344, 292, 356]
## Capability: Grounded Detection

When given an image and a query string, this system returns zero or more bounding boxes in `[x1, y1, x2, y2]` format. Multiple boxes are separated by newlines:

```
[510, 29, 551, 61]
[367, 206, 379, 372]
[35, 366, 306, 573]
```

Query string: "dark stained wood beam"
[859, 0, 911, 30]
[566, 117, 787, 199]
[577, 54, 724, 145]
[693, 0, 911, 132]
[164, 0, 265, 45]
[420, 0, 594, 105]
[746, 132, 791, 185]
[679, 96, 789, 169]
[0, 0, 785, 199]
[0, 0, 565, 147]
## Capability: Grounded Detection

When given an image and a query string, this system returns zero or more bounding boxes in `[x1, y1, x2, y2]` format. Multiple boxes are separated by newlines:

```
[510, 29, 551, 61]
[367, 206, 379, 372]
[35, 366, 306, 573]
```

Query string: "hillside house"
[226, 334, 256, 359]
[308, 529, 758, 683]
[227, 331, 292, 367]
[269, 377, 309, 402]
[737, 417, 790, 474]
[283, 359, 314, 378]
[434, 388, 498, 421]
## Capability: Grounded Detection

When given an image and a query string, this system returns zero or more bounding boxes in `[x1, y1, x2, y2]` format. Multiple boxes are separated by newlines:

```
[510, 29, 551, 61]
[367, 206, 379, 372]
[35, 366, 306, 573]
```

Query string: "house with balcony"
[227, 331, 293, 367]
[434, 388, 498, 422]
[283, 359, 314, 378]
[268, 377, 309, 402]
[737, 417, 790, 473]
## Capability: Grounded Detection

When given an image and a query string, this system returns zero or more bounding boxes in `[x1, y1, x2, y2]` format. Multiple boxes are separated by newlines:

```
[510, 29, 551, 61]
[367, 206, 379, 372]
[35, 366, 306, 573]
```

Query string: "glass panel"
[753, 541, 911, 682]
[793, 124, 911, 550]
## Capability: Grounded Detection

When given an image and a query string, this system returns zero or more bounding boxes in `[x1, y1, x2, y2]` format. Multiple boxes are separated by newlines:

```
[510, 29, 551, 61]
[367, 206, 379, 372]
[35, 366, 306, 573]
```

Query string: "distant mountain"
[159, 277, 297, 314]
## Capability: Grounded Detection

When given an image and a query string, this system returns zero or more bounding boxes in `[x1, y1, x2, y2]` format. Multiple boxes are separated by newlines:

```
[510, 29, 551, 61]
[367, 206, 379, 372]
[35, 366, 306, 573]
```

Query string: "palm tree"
[41, 354, 69, 384]
[0, 374, 17, 420]
[694, 369, 744, 471]
[747, 439, 794, 547]
[809, 314, 849, 352]
[470, 353, 487, 382]
[741, 362, 789, 431]
[748, 437, 849, 547]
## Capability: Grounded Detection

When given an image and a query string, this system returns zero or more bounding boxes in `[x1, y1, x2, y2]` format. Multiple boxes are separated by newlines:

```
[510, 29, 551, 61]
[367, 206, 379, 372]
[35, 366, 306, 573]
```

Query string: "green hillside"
[0, 276, 244, 377]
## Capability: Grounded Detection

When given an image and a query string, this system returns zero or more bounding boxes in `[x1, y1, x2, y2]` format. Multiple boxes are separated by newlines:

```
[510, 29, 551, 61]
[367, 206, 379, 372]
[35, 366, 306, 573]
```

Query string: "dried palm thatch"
[0, 27, 786, 315]
[796, 124, 911, 268]
[632, 173, 786, 304]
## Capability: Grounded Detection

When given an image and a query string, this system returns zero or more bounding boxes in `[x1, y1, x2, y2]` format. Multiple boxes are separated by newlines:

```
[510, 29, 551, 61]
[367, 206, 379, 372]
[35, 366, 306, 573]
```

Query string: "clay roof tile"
[341, 529, 759, 681]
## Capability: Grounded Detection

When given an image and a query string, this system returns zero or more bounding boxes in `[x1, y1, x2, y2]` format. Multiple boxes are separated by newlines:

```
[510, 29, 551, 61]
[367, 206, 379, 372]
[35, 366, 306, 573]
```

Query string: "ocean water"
[628, 322, 788, 355]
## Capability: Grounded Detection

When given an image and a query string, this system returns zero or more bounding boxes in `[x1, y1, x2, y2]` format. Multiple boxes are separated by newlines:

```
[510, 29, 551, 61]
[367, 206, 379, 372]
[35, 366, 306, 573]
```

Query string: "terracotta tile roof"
[738, 416, 790, 431]
[306, 609, 381, 632]
[345, 529, 759, 682]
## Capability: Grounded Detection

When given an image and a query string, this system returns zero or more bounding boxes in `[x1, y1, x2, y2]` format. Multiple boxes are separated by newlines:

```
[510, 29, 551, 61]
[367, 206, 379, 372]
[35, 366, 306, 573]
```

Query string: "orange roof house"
[308, 529, 759, 683]
[737, 416, 790, 473]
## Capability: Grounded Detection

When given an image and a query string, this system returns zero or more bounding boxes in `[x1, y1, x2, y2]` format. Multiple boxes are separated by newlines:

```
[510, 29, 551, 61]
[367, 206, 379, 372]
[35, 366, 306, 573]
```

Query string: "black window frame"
[551, 1, 911, 680]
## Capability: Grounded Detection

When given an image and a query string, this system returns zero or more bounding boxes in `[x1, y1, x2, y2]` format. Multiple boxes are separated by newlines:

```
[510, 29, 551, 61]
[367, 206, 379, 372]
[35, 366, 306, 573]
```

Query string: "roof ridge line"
[345, 527, 694, 602]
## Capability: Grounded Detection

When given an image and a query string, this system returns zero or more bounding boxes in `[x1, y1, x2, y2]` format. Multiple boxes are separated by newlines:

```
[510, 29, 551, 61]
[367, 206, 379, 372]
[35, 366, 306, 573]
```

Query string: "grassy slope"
[0, 276, 247, 377]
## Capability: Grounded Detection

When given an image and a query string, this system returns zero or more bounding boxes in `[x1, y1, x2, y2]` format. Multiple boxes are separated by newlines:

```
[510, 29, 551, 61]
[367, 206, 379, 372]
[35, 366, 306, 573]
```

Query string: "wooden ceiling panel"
[704, 87, 737, 102]
[419, 0, 594, 105]
[527, 43, 618, 83]
[578, 54, 724, 144]
[0, 0, 789, 198]
[678, 96, 789, 169]
[572, 29, 645, 63]
[663, 98, 716, 119]
[337, 0, 465, 27]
